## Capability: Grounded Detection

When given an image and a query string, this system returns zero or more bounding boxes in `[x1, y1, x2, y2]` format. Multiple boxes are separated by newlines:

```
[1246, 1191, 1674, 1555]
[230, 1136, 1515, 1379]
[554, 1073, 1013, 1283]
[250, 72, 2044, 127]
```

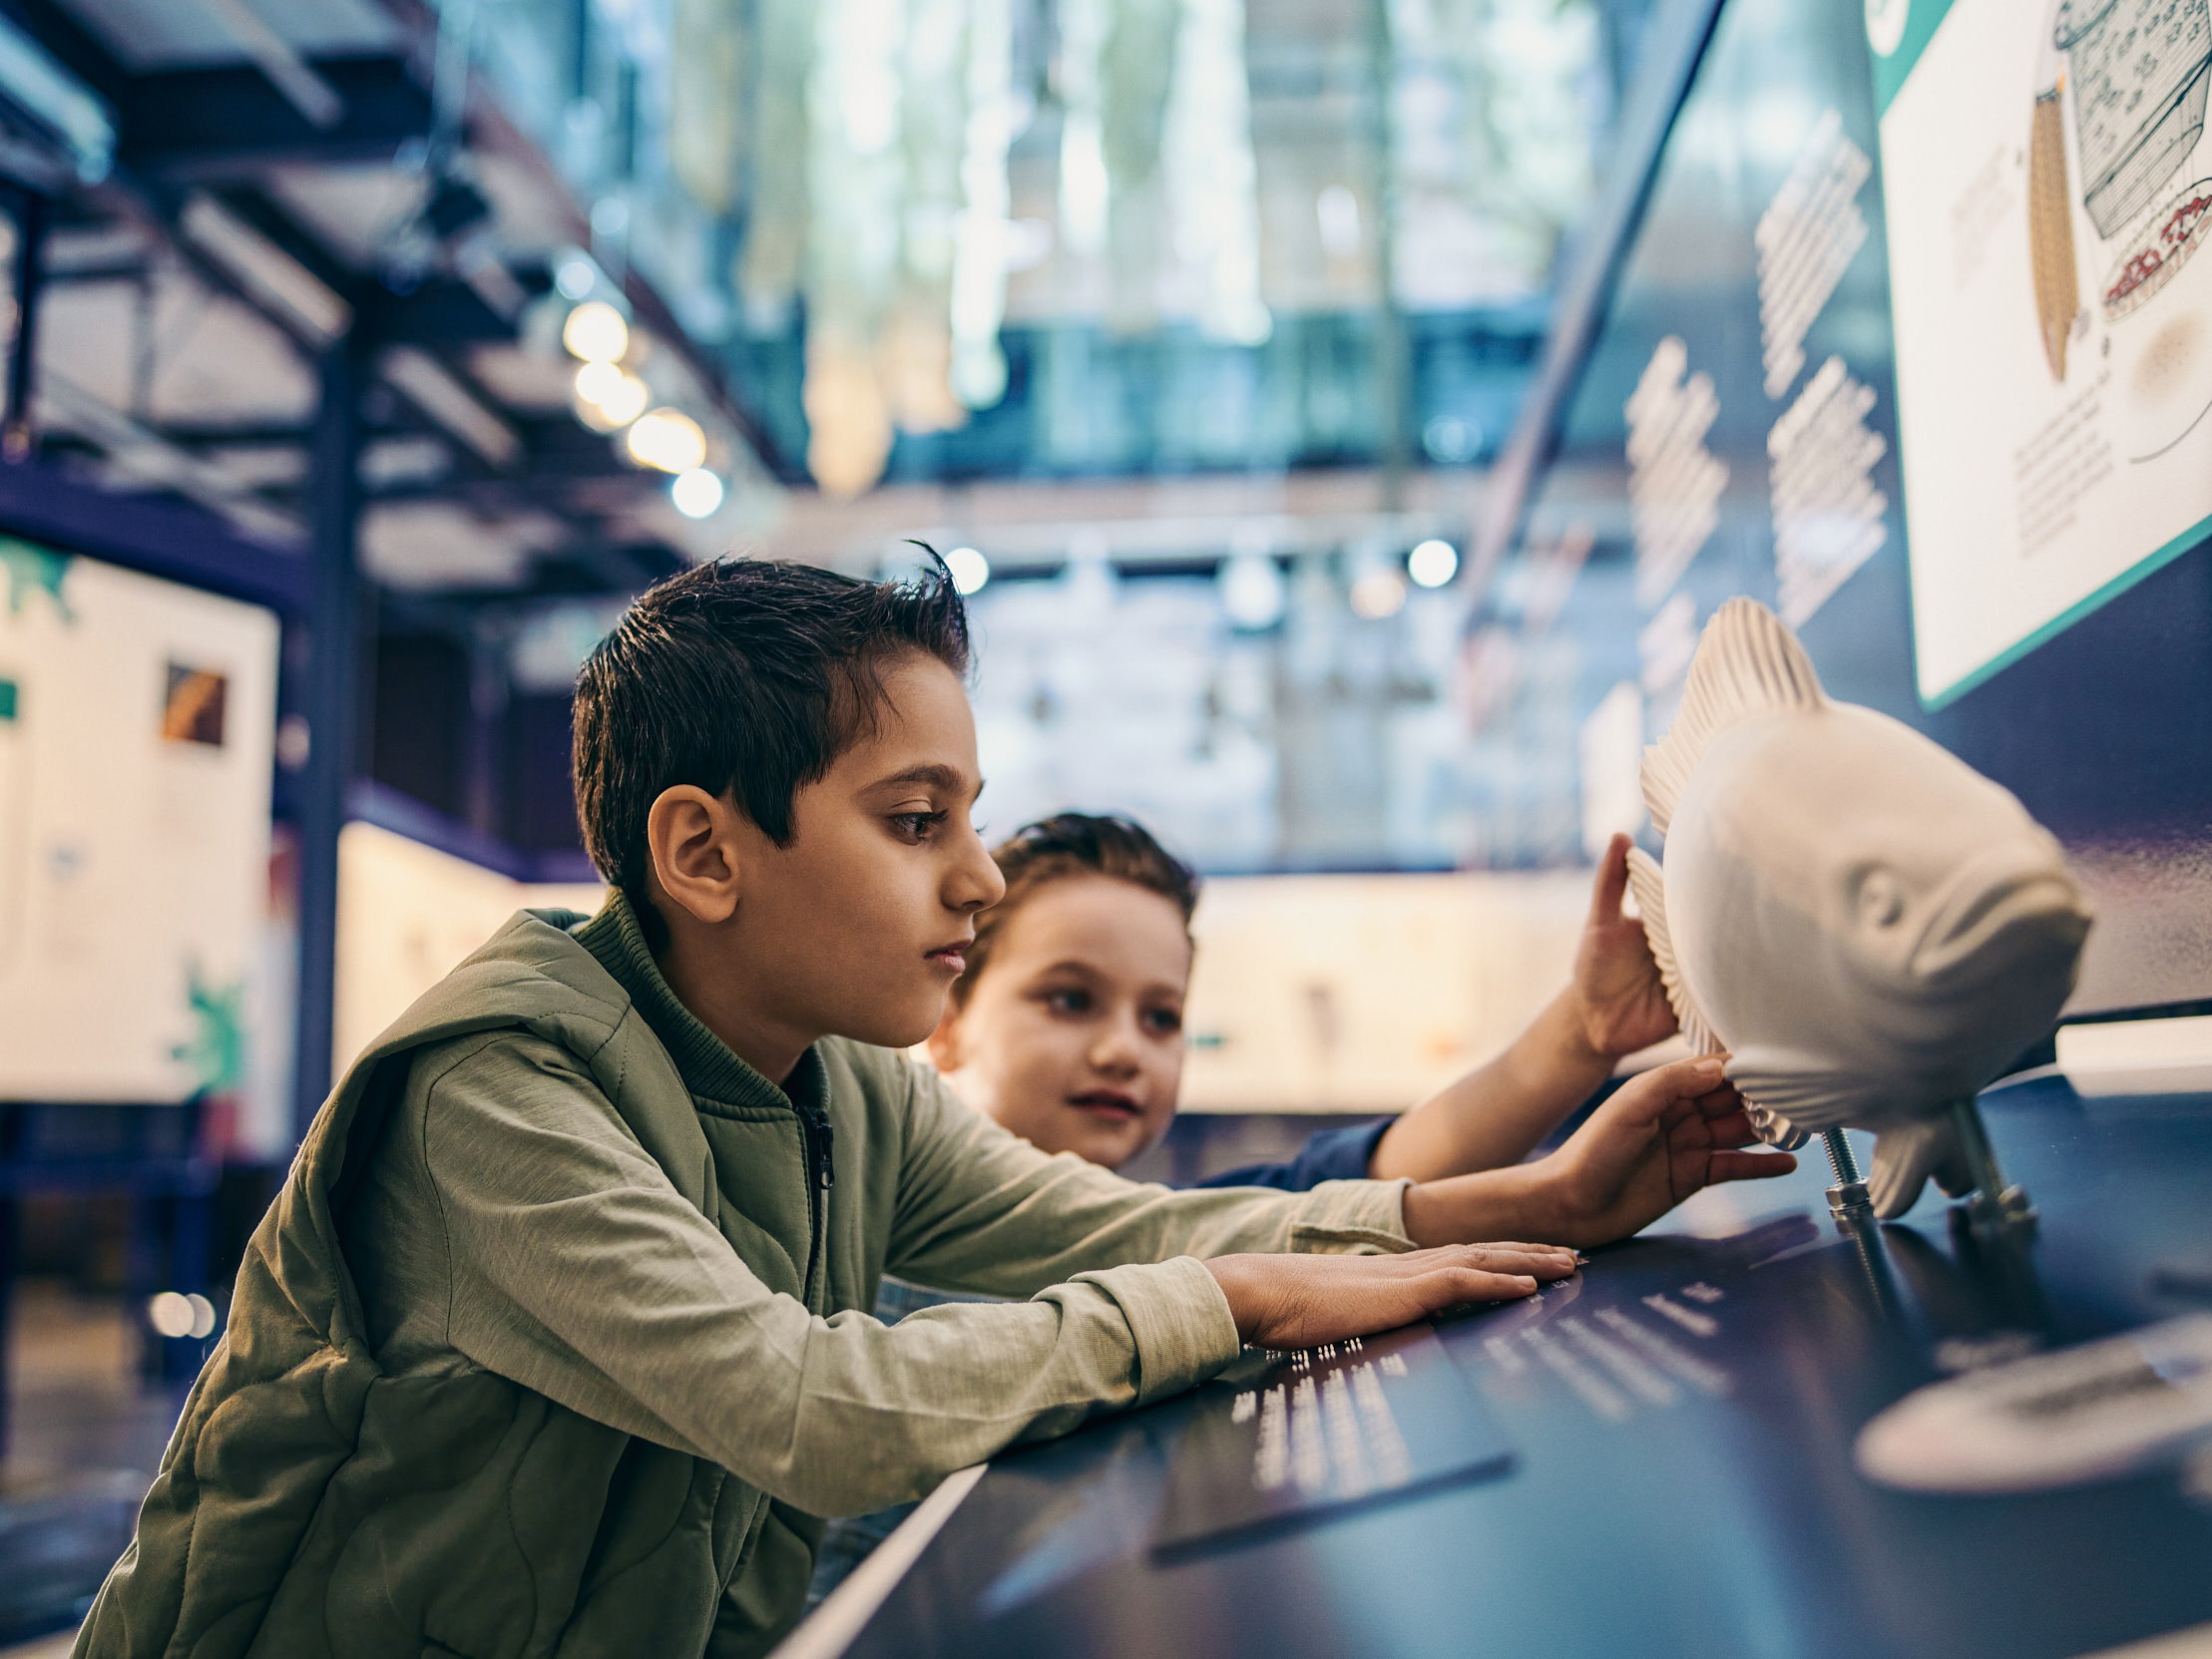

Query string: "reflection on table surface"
[845, 1074, 2212, 1659]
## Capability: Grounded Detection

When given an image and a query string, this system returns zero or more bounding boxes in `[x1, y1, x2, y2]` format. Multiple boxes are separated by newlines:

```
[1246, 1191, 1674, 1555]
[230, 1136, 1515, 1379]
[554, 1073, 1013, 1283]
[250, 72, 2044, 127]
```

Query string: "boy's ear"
[645, 785, 743, 925]
[925, 1005, 965, 1073]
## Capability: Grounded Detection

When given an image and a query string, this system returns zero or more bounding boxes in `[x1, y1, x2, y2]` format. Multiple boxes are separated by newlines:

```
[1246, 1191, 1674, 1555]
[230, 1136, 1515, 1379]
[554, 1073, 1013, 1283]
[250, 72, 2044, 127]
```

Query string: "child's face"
[706, 652, 1006, 1052]
[931, 875, 1190, 1170]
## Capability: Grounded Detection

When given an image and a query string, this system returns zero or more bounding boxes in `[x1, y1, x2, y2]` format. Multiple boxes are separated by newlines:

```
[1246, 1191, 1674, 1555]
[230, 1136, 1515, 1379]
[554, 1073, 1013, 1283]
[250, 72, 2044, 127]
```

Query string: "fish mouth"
[1909, 849, 2090, 987]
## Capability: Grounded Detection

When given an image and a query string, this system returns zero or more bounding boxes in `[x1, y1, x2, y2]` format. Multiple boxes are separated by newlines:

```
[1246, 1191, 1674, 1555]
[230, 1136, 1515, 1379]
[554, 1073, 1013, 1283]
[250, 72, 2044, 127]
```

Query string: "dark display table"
[837, 1072, 2212, 1659]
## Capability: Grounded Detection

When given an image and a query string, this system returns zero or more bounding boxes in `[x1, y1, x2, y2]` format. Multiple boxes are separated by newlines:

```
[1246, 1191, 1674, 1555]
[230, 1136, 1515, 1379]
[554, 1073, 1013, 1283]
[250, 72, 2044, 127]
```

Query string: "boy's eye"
[1143, 1007, 1184, 1037]
[890, 811, 948, 843]
[1044, 988, 1092, 1015]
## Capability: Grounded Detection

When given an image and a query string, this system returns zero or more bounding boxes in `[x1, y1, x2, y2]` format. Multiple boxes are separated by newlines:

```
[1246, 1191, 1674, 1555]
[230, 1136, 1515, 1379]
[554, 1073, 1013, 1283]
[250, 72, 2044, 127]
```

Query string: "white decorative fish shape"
[1623, 600, 2092, 1218]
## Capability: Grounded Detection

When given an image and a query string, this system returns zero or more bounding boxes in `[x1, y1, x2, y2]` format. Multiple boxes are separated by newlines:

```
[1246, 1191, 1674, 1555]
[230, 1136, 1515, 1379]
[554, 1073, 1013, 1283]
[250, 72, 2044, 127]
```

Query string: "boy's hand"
[1400, 1055, 1799, 1250]
[1204, 1244, 1576, 1348]
[1567, 832, 1677, 1062]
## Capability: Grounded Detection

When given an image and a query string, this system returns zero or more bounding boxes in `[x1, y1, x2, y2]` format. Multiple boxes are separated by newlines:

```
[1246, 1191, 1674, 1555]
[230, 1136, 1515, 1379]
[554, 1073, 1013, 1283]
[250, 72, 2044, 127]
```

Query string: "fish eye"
[1856, 867, 1905, 928]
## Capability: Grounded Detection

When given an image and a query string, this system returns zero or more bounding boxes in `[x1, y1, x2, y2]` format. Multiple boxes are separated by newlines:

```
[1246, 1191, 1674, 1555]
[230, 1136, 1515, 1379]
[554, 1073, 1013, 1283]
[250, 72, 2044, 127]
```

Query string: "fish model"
[1623, 600, 2093, 1219]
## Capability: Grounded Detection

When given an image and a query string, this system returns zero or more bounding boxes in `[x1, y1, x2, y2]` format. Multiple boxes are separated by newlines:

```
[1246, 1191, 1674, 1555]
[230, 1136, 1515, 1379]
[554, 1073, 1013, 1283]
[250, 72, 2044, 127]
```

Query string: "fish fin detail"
[1753, 1106, 1810, 1152]
[1717, 1066, 1836, 1151]
[1867, 1119, 1963, 1219]
[1625, 847, 1719, 1055]
[1870, 1119, 1989, 1218]
[1642, 598, 1826, 836]
[1716, 1062, 1854, 1126]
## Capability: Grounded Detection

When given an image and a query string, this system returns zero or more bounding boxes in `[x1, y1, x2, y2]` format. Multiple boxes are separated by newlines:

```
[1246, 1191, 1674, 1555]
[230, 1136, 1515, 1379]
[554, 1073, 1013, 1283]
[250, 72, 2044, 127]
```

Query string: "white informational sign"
[0, 543, 278, 1101]
[333, 820, 602, 1082]
[1872, 0, 2212, 705]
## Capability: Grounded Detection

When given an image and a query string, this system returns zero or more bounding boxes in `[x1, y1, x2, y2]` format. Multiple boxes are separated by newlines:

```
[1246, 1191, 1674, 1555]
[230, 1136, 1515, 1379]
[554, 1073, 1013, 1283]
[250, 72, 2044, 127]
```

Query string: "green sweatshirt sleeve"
[379, 1034, 1360, 1520]
[885, 1058, 1416, 1296]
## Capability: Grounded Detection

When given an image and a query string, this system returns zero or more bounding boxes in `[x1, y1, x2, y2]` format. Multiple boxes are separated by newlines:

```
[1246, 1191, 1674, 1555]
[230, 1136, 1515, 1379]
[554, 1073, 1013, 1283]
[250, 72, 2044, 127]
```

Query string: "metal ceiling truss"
[0, 0, 730, 613]
[0, 0, 747, 1131]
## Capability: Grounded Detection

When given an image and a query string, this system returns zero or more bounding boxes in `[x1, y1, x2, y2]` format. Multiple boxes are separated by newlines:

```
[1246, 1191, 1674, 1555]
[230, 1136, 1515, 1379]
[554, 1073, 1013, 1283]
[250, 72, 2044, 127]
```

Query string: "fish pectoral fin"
[1641, 599, 1826, 836]
[1932, 1138, 1980, 1199]
[1742, 1099, 1811, 1151]
[1720, 1055, 1832, 1151]
[1625, 846, 1720, 1054]
[1867, 1119, 1961, 1219]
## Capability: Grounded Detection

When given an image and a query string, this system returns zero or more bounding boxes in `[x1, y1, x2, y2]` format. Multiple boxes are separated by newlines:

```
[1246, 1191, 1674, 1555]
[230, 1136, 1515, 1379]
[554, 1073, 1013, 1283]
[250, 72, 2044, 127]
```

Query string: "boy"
[77, 560, 1646, 1659]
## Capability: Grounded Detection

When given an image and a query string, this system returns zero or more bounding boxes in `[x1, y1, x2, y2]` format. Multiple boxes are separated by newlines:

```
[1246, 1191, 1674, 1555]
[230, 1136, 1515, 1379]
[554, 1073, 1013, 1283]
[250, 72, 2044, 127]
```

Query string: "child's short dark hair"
[951, 813, 1200, 1009]
[573, 556, 969, 909]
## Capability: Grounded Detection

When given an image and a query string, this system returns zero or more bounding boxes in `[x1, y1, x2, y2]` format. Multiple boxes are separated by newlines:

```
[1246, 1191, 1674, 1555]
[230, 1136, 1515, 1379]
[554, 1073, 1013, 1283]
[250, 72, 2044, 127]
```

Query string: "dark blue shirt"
[1193, 1119, 1391, 1190]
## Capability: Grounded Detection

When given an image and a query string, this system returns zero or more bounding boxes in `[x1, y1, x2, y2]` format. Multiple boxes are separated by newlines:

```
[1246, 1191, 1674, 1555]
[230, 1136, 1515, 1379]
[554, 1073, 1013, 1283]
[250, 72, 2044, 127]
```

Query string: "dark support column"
[4, 192, 48, 463]
[463, 621, 509, 841]
[290, 339, 365, 1137]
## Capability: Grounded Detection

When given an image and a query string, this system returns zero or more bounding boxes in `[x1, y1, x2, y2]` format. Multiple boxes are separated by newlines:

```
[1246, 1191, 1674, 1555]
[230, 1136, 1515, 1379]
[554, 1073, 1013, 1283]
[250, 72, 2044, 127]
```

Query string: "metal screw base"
[1964, 1182, 2038, 1235]
[1948, 1098, 2036, 1236]
[1822, 1128, 1874, 1219]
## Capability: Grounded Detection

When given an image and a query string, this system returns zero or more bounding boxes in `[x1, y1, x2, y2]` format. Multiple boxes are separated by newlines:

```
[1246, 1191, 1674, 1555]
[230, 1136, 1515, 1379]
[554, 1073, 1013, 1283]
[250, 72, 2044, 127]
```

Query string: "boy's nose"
[947, 825, 1007, 912]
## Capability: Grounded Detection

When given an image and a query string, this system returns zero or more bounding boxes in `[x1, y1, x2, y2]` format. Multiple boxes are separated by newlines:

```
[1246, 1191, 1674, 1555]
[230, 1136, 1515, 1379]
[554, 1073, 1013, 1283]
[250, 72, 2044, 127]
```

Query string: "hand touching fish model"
[1623, 601, 2092, 1220]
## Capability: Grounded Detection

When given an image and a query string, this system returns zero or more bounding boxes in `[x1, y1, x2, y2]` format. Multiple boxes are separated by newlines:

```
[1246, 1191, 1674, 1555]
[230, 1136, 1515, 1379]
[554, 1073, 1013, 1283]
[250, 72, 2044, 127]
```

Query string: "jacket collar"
[573, 888, 821, 1115]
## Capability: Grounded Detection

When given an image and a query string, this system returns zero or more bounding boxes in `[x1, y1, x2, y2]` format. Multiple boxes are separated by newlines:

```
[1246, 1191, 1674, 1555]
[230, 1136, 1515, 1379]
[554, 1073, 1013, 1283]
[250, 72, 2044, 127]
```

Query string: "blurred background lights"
[1422, 417, 1482, 465]
[572, 360, 623, 405]
[554, 257, 598, 300]
[1315, 184, 1362, 258]
[1408, 539, 1460, 589]
[1349, 566, 1409, 620]
[147, 1292, 192, 1339]
[669, 469, 725, 519]
[561, 299, 630, 363]
[574, 368, 651, 432]
[626, 408, 708, 473]
[945, 546, 991, 595]
[148, 1291, 217, 1341]
[1219, 552, 1287, 629]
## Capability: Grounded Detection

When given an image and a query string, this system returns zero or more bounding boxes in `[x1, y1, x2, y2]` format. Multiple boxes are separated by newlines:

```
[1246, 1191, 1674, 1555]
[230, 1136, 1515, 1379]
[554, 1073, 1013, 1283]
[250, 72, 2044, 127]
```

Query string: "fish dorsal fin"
[1624, 846, 1719, 1055]
[1642, 599, 1826, 836]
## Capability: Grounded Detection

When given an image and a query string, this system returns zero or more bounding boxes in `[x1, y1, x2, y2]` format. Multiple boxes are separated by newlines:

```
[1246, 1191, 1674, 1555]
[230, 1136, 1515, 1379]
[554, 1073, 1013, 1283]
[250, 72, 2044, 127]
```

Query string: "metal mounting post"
[1948, 1096, 2035, 1235]
[1821, 1128, 1873, 1219]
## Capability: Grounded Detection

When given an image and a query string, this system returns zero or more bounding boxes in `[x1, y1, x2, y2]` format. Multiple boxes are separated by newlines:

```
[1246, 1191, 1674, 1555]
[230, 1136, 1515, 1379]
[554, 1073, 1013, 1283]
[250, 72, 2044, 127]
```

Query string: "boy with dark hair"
[77, 558, 1636, 1659]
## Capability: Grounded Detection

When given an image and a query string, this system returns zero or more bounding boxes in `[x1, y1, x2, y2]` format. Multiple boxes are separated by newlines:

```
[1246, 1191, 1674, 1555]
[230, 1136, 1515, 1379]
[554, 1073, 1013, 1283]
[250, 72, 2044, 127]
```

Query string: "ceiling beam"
[119, 57, 431, 178]
[187, 0, 344, 130]
[0, 448, 308, 613]
[365, 275, 516, 345]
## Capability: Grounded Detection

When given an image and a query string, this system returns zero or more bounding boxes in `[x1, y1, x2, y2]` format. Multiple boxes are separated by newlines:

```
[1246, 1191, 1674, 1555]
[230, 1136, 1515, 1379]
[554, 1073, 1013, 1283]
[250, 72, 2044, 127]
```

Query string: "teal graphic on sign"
[0, 538, 76, 622]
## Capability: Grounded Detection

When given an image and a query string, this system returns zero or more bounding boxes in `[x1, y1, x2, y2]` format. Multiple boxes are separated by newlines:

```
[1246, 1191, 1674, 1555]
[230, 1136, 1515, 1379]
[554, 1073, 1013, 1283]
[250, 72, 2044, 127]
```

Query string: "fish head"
[1666, 704, 2091, 1126]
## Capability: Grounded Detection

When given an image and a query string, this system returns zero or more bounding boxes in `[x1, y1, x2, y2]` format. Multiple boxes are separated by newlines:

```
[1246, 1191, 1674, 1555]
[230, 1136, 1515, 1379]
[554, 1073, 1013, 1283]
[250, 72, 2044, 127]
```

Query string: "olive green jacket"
[75, 898, 1409, 1659]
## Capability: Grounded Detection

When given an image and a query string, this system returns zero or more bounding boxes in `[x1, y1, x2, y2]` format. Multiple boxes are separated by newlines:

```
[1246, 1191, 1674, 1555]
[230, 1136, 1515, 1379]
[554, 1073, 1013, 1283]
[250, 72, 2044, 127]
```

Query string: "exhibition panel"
[0, 546, 277, 1104]
[1475, 0, 2212, 1010]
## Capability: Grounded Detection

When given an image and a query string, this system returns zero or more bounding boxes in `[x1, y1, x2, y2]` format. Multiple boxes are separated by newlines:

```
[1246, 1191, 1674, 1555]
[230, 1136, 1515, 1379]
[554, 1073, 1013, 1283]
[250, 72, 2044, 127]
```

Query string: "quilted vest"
[74, 908, 848, 1659]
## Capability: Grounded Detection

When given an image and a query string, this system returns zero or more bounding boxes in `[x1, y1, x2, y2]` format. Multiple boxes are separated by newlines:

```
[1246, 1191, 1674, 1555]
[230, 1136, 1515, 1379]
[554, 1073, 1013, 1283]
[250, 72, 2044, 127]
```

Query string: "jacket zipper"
[795, 1099, 835, 1309]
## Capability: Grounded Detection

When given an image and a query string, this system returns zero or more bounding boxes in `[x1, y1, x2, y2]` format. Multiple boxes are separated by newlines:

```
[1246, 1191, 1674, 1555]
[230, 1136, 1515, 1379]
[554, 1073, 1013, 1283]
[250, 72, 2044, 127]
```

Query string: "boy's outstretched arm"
[1205, 1244, 1574, 1348]
[374, 1037, 1575, 1523]
[1397, 1054, 1799, 1250]
[1369, 833, 1678, 1181]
